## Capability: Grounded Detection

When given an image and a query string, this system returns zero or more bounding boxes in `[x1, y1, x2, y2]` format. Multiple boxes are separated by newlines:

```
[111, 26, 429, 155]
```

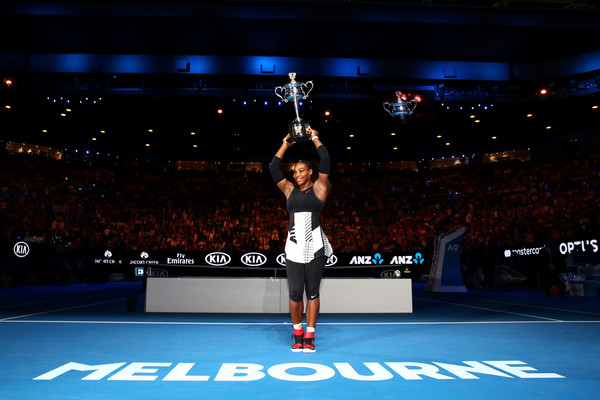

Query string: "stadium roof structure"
[1, 0, 599, 161]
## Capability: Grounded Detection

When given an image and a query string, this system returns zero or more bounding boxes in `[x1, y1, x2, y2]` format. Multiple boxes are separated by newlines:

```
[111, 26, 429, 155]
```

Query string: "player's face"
[293, 163, 312, 187]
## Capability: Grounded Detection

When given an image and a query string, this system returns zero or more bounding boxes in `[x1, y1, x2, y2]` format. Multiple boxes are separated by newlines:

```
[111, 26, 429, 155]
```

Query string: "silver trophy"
[383, 91, 418, 122]
[275, 72, 314, 142]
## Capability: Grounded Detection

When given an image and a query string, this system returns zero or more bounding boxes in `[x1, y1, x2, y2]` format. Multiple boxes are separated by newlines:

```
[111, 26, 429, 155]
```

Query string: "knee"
[287, 280, 304, 302]
[305, 287, 320, 300]
[289, 292, 303, 302]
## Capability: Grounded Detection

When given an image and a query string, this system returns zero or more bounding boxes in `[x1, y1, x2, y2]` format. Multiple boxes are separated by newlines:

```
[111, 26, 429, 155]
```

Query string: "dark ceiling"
[1, 0, 600, 162]
[3, 0, 600, 61]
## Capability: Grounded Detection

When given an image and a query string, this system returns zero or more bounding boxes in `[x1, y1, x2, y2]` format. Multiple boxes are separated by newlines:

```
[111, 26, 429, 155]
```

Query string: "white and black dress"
[285, 186, 333, 264]
[284, 185, 332, 301]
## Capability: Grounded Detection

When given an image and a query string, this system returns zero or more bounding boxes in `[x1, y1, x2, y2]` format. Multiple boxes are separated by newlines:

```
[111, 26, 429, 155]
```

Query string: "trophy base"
[288, 119, 311, 143]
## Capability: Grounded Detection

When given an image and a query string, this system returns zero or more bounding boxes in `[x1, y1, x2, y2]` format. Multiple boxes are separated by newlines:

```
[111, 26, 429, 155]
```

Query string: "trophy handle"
[302, 81, 314, 98]
[407, 99, 418, 112]
[274, 86, 286, 101]
[382, 102, 393, 114]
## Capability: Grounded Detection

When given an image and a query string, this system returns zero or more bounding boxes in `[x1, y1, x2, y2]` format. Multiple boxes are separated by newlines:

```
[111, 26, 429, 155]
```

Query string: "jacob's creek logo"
[130, 251, 159, 265]
[350, 253, 424, 265]
[95, 250, 119, 265]
[34, 360, 564, 382]
[241, 252, 267, 267]
[13, 241, 30, 258]
[205, 252, 231, 266]
[276, 253, 338, 267]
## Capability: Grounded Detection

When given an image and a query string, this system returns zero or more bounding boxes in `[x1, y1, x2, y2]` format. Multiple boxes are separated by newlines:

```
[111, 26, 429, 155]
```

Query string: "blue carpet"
[1, 282, 599, 400]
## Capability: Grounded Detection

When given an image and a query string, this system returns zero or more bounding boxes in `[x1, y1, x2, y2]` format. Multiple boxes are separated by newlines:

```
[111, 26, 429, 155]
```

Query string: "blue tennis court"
[1, 281, 599, 400]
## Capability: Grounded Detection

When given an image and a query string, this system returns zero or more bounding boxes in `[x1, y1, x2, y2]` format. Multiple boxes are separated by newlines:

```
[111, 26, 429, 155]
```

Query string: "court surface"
[1, 281, 599, 400]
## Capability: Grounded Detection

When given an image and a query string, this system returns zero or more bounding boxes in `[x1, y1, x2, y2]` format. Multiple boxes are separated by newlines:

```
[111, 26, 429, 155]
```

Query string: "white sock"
[293, 323, 303, 331]
[306, 326, 315, 333]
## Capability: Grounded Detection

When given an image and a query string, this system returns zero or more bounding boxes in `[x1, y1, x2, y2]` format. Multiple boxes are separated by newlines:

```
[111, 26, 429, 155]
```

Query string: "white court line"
[475, 298, 600, 317]
[2, 295, 597, 326]
[413, 296, 563, 322]
[1, 319, 599, 326]
[0, 294, 140, 310]
[0, 299, 125, 322]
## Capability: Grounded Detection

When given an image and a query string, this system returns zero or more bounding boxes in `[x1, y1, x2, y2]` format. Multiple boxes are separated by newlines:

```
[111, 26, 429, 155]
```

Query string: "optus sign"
[559, 239, 598, 255]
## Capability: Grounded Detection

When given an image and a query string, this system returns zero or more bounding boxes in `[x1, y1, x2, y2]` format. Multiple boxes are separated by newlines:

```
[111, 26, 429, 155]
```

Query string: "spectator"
[1, 152, 599, 258]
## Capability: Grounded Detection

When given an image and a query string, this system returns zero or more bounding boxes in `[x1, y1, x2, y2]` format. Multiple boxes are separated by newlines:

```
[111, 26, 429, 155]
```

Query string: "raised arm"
[269, 134, 295, 198]
[307, 127, 330, 203]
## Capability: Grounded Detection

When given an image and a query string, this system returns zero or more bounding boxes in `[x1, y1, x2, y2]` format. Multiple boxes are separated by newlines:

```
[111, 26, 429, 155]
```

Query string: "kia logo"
[150, 269, 168, 277]
[380, 269, 402, 279]
[326, 254, 338, 266]
[205, 252, 231, 266]
[14, 241, 30, 258]
[276, 253, 337, 267]
[380, 270, 396, 279]
[276, 253, 286, 266]
[241, 252, 267, 266]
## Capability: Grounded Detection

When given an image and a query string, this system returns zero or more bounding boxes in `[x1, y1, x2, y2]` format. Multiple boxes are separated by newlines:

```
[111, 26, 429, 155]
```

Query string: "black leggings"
[286, 256, 326, 302]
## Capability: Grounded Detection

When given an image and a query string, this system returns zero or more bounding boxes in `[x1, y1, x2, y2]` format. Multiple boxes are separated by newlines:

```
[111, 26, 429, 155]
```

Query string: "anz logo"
[241, 252, 267, 266]
[412, 252, 424, 264]
[350, 253, 383, 265]
[205, 252, 232, 266]
[350, 252, 425, 265]
[372, 253, 384, 265]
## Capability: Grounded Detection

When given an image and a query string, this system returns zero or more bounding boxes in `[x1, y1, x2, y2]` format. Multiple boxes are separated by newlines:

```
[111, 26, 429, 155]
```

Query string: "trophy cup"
[383, 91, 418, 122]
[274, 72, 314, 142]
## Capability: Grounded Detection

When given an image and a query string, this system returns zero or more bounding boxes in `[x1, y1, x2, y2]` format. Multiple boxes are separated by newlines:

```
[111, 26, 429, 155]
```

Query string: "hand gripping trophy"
[274, 72, 314, 142]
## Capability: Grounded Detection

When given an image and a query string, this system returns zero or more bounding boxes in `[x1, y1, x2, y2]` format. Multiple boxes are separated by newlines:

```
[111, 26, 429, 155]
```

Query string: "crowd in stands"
[1, 151, 600, 258]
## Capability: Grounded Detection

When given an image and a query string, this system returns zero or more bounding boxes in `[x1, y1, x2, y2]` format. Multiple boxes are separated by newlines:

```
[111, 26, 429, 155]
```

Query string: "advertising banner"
[1, 239, 430, 282]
